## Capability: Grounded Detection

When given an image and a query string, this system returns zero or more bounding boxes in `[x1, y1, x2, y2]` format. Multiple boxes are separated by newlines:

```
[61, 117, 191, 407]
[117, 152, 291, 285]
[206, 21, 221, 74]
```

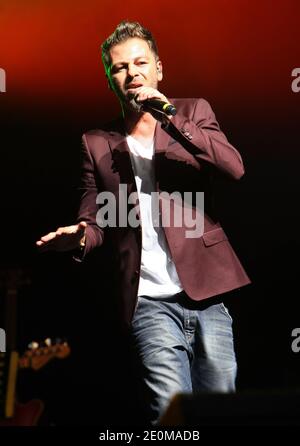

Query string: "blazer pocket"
[202, 227, 228, 247]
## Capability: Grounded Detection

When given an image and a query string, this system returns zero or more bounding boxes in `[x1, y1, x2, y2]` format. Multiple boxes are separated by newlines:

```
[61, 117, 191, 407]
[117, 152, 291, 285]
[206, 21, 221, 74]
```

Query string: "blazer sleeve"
[74, 133, 104, 261]
[164, 98, 245, 180]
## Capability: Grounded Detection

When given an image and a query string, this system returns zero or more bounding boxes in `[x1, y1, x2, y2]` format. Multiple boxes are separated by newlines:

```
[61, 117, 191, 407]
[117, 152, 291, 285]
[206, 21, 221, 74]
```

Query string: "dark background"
[0, 0, 300, 425]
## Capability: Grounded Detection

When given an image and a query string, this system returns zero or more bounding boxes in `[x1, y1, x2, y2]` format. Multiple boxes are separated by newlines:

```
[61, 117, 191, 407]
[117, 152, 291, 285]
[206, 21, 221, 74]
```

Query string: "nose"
[127, 62, 139, 77]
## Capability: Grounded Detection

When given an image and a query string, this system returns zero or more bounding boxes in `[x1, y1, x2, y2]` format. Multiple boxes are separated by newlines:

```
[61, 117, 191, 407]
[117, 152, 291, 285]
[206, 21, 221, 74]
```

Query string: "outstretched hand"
[36, 221, 87, 253]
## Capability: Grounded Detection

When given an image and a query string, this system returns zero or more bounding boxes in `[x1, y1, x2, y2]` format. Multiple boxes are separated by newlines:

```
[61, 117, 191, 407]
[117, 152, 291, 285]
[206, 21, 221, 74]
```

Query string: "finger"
[140, 90, 157, 101]
[56, 226, 72, 235]
[78, 221, 87, 230]
[146, 91, 168, 101]
[40, 232, 58, 242]
[135, 87, 156, 101]
[142, 91, 166, 102]
[56, 225, 78, 235]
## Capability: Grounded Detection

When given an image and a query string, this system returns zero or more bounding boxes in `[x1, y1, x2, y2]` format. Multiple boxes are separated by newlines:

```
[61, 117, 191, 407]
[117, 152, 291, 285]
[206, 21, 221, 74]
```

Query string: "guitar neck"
[0, 351, 19, 419]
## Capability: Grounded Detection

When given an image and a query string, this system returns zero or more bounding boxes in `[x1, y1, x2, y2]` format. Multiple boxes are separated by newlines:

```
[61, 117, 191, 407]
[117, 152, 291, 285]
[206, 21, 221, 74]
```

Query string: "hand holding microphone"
[130, 87, 177, 117]
[140, 98, 177, 116]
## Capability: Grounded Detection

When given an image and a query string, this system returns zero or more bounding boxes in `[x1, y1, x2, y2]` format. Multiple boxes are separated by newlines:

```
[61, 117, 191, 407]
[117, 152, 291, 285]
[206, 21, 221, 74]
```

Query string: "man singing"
[36, 21, 250, 425]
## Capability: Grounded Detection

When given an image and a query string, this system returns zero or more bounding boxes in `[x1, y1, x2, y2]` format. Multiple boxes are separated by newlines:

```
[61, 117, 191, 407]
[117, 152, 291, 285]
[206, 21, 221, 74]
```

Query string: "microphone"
[131, 97, 177, 116]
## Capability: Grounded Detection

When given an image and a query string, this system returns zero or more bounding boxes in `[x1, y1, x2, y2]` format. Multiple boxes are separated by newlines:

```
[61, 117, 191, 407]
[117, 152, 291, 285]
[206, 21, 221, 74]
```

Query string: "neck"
[123, 106, 156, 141]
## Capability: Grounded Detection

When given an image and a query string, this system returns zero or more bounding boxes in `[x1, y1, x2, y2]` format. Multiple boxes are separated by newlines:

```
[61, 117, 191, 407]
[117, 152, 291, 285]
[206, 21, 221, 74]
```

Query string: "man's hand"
[133, 86, 173, 125]
[134, 86, 168, 104]
[36, 221, 87, 253]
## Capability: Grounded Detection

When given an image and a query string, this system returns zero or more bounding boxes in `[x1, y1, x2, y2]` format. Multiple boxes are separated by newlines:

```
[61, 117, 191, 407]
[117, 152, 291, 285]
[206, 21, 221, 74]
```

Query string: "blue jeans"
[130, 291, 237, 425]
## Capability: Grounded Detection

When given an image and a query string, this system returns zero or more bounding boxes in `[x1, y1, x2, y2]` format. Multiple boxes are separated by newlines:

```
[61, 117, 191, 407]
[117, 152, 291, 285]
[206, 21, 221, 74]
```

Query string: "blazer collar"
[107, 116, 171, 154]
[107, 116, 173, 197]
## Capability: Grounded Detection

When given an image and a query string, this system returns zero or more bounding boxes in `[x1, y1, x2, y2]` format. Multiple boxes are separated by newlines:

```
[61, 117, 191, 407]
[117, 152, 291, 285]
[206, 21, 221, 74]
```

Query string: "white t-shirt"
[126, 134, 183, 298]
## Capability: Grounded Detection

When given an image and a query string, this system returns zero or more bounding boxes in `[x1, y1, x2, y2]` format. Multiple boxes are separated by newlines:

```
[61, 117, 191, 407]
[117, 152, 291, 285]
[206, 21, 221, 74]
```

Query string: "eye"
[112, 65, 125, 74]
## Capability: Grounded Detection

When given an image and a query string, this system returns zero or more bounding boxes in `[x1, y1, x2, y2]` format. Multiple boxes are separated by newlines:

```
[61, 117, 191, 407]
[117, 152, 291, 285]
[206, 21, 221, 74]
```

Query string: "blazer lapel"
[154, 121, 171, 154]
[107, 119, 174, 219]
[107, 123, 136, 195]
[107, 123, 140, 222]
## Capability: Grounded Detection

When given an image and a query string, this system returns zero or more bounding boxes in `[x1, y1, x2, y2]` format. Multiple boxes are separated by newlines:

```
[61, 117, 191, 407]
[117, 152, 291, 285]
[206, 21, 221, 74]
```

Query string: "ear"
[156, 60, 163, 81]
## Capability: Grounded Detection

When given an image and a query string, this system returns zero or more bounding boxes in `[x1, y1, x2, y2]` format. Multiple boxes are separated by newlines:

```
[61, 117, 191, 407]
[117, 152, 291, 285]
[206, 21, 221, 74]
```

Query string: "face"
[107, 37, 163, 104]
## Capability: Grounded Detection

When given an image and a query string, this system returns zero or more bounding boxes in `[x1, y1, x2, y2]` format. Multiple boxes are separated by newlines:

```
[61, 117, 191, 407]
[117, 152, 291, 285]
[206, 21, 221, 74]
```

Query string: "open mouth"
[126, 83, 143, 90]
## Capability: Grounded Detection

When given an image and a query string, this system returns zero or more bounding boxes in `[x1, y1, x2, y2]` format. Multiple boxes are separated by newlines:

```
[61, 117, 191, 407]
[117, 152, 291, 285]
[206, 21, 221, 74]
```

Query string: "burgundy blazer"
[76, 98, 250, 327]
